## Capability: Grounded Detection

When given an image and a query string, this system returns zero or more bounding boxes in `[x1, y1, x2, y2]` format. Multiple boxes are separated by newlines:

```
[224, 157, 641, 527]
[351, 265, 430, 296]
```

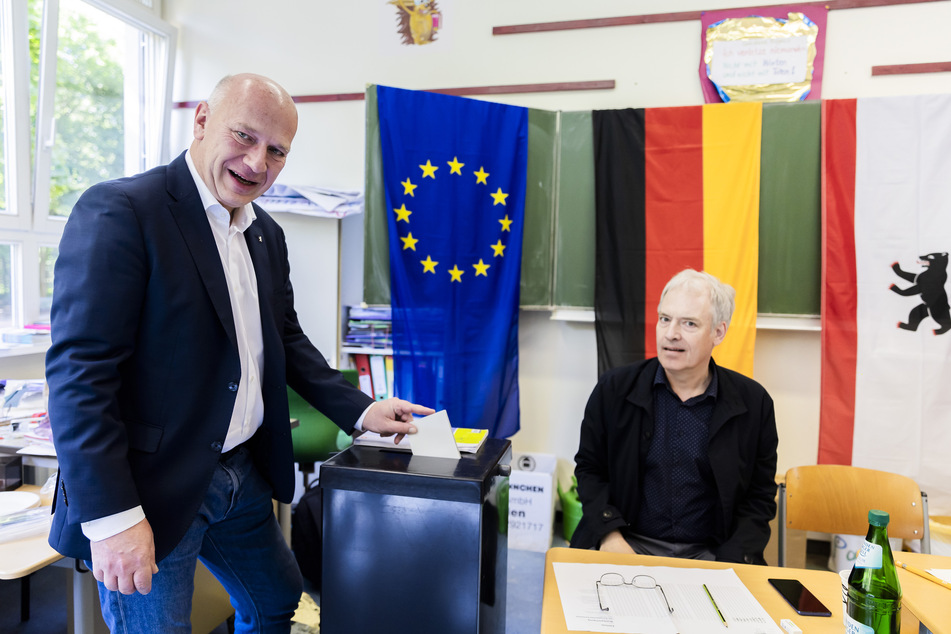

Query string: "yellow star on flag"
[448, 265, 464, 282]
[499, 215, 513, 232]
[491, 188, 508, 206]
[473, 259, 490, 277]
[401, 178, 418, 197]
[401, 232, 419, 251]
[394, 204, 412, 223]
[448, 157, 465, 175]
[420, 255, 438, 273]
[474, 166, 489, 185]
[491, 240, 506, 257]
[419, 160, 438, 179]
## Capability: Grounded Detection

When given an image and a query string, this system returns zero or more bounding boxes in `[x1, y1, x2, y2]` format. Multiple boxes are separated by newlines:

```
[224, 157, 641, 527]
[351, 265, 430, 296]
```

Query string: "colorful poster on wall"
[699, 4, 827, 103]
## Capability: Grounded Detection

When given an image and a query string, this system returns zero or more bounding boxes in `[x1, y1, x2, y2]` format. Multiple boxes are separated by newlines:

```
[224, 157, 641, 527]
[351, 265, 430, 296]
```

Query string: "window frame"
[32, 0, 177, 233]
[0, 0, 175, 329]
[0, 0, 34, 232]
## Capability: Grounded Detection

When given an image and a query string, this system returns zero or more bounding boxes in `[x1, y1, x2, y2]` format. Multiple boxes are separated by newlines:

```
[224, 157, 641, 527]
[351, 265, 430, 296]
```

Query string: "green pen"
[703, 583, 728, 627]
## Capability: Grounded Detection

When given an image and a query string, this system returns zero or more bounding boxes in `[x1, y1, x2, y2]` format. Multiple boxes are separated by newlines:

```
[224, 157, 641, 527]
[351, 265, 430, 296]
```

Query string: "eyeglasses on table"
[596, 573, 674, 613]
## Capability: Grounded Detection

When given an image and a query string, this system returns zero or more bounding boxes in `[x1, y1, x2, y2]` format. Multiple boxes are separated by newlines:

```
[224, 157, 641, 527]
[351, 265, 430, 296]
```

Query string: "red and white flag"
[821, 94, 951, 514]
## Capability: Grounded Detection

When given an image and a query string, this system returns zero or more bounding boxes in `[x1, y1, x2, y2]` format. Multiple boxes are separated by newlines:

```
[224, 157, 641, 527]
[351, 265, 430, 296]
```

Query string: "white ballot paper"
[553, 562, 783, 634]
[409, 410, 461, 459]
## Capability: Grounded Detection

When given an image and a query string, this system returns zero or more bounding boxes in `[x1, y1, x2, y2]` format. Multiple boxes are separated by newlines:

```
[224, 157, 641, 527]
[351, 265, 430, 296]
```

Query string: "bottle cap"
[869, 509, 890, 527]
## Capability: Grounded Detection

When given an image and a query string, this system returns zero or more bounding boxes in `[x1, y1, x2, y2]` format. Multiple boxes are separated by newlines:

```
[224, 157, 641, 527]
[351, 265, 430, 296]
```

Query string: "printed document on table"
[553, 562, 783, 634]
[928, 569, 951, 583]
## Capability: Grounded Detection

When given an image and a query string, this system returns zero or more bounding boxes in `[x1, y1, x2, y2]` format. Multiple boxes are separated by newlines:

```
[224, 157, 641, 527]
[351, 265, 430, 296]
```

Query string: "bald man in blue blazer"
[45, 73, 432, 633]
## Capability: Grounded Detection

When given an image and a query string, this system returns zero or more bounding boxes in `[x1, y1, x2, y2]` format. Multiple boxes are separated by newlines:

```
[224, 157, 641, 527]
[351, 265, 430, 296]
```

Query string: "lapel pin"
[258, 236, 263, 242]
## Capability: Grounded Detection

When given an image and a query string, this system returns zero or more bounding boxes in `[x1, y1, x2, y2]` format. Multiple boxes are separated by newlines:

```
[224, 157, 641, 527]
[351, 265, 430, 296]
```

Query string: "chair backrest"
[778, 464, 930, 566]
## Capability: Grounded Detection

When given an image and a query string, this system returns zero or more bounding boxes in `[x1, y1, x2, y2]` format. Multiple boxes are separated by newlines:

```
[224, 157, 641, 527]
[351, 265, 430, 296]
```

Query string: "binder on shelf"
[369, 354, 388, 401]
[384, 355, 394, 399]
[353, 353, 374, 398]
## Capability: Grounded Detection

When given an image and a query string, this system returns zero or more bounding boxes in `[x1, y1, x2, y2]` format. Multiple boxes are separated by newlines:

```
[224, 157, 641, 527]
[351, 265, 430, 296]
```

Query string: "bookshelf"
[340, 345, 393, 356]
[341, 305, 393, 399]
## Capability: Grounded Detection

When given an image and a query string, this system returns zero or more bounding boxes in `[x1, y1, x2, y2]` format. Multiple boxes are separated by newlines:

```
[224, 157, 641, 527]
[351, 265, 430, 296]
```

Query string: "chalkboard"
[757, 101, 821, 315]
[365, 91, 822, 316]
[554, 111, 596, 308]
[363, 86, 388, 306]
[520, 109, 557, 307]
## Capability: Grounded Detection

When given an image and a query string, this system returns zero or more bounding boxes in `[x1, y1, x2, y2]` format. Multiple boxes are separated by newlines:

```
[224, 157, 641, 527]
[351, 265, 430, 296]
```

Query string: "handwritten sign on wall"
[710, 36, 809, 87]
[699, 5, 827, 103]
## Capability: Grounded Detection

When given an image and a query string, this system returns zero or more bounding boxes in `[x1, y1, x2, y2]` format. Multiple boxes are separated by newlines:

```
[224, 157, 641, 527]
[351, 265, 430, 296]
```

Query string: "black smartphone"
[768, 578, 832, 617]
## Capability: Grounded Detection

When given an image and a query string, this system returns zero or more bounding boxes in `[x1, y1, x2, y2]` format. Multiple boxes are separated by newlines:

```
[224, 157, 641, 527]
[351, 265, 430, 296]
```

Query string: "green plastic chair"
[557, 475, 583, 543]
[289, 369, 358, 476]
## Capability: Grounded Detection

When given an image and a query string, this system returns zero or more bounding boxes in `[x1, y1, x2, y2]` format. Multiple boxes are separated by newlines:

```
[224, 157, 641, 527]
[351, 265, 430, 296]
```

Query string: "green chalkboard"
[363, 86, 389, 306]
[758, 102, 821, 315]
[554, 111, 596, 308]
[520, 109, 557, 307]
[365, 93, 822, 316]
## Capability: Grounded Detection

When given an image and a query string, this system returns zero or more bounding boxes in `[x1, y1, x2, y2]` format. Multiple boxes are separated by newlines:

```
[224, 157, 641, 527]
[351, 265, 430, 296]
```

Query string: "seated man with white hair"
[572, 269, 778, 564]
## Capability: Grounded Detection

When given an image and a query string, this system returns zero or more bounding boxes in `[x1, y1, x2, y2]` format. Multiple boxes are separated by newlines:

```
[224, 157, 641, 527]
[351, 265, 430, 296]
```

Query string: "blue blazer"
[45, 152, 373, 562]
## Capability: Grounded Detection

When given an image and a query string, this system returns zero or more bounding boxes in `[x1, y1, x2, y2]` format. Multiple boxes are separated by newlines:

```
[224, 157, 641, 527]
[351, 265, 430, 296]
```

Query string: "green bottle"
[846, 510, 902, 634]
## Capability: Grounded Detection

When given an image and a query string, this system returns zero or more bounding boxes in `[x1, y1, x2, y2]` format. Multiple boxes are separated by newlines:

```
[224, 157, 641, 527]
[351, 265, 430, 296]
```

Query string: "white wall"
[12, 0, 946, 486]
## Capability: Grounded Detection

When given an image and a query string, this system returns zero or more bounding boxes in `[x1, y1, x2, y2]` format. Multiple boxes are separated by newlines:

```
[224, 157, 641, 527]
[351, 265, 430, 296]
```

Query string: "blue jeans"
[95, 446, 303, 633]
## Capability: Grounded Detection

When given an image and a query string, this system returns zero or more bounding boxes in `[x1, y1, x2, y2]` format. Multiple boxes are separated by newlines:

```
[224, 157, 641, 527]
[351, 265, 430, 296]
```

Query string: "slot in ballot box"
[319, 437, 512, 634]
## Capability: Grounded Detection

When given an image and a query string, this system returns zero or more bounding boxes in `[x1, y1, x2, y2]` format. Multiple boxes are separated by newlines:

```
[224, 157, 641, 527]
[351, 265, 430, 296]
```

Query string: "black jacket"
[572, 358, 778, 564]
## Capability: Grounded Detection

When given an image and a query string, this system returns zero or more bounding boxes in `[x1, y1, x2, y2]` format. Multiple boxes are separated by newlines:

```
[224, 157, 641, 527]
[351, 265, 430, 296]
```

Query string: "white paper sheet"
[927, 568, 951, 583]
[409, 410, 460, 459]
[16, 443, 56, 457]
[552, 562, 783, 634]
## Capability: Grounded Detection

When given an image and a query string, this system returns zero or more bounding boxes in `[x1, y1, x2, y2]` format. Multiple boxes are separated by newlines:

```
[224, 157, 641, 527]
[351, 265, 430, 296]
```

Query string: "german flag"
[593, 103, 762, 377]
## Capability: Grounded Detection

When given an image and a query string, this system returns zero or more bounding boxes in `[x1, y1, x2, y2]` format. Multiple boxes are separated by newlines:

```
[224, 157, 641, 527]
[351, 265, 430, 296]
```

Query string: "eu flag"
[378, 85, 527, 438]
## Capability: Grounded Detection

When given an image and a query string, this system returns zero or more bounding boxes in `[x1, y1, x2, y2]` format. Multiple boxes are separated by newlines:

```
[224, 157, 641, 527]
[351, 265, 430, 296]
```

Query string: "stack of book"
[344, 306, 392, 350]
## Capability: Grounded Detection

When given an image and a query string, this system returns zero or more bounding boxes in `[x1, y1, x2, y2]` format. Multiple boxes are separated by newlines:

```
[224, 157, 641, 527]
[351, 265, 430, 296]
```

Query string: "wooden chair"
[777, 464, 930, 567]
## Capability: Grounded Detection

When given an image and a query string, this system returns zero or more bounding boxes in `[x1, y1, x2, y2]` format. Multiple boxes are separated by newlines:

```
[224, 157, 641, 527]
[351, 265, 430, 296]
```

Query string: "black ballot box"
[319, 437, 512, 634]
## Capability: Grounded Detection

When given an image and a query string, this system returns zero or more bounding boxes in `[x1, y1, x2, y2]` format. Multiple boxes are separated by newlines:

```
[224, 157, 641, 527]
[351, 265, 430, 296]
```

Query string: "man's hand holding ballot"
[361, 398, 435, 444]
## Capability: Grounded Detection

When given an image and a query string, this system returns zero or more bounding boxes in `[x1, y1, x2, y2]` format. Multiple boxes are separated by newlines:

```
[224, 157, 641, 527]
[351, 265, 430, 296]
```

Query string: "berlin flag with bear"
[820, 94, 951, 515]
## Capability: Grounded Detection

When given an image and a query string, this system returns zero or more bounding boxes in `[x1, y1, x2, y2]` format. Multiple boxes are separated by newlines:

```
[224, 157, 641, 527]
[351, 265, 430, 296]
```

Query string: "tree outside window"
[36, 0, 125, 217]
[0, 0, 173, 327]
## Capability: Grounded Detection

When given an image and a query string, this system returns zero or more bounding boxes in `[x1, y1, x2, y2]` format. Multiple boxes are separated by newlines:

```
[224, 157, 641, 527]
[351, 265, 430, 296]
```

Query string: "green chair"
[288, 369, 358, 480]
[557, 475, 583, 544]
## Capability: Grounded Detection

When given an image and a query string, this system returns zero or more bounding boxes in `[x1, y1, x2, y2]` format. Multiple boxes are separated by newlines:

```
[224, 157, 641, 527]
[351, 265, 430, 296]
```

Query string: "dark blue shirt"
[632, 363, 718, 544]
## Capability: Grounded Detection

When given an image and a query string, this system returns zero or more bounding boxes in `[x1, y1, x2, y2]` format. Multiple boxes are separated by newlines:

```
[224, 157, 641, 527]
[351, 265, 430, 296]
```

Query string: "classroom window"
[0, 0, 174, 328]
[34, 0, 176, 228]
[46, 0, 128, 218]
[0, 243, 16, 329]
